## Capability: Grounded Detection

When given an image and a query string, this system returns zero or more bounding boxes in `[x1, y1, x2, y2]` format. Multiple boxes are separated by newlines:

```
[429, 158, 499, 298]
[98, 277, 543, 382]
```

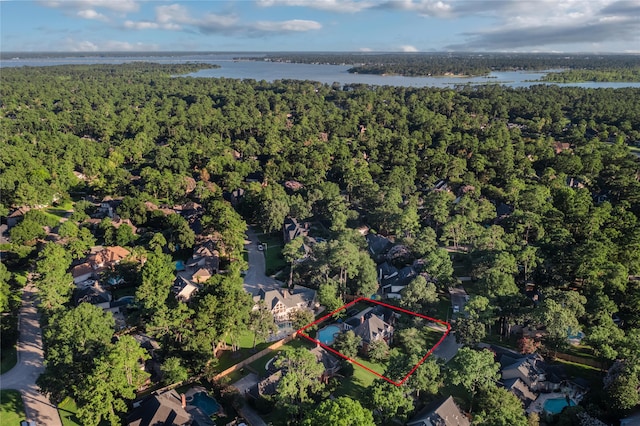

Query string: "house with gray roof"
[351, 313, 394, 352]
[127, 389, 191, 426]
[253, 285, 317, 325]
[407, 395, 469, 426]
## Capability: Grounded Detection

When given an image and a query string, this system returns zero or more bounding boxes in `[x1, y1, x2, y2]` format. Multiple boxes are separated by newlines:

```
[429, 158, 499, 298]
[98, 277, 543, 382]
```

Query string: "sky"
[1, 0, 639, 53]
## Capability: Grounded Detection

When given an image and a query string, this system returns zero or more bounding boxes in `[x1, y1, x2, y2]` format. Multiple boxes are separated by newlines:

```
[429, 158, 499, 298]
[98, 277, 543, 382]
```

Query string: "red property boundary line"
[296, 297, 451, 386]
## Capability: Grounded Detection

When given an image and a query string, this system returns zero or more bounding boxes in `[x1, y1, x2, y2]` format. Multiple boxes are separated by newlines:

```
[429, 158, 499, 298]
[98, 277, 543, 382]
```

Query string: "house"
[502, 377, 538, 408]
[253, 286, 317, 326]
[173, 275, 200, 303]
[283, 217, 310, 244]
[73, 280, 112, 309]
[7, 207, 30, 228]
[127, 389, 191, 426]
[501, 353, 551, 392]
[97, 197, 122, 219]
[88, 246, 131, 270]
[366, 233, 393, 262]
[381, 265, 418, 298]
[253, 370, 283, 398]
[72, 262, 94, 284]
[351, 313, 394, 352]
[406, 396, 470, 426]
[172, 239, 220, 302]
[310, 345, 341, 382]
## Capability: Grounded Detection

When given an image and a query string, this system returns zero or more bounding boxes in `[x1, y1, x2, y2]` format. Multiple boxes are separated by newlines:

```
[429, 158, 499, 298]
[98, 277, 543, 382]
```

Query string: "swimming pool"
[191, 392, 221, 416]
[318, 325, 341, 345]
[544, 397, 576, 414]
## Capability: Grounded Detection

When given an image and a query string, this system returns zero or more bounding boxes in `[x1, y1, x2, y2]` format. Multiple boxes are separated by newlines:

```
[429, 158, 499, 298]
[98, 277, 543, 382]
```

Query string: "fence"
[213, 332, 297, 381]
[553, 352, 608, 370]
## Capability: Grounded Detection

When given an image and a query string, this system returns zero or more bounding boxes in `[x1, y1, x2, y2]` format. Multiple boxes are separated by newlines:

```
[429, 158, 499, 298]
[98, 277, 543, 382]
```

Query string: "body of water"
[318, 325, 341, 345]
[3, 54, 640, 89]
[544, 397, 576, 414]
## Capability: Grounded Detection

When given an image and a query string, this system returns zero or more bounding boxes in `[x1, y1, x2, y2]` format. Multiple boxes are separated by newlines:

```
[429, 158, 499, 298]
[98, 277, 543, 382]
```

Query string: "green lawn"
[248, 338, 315, 378]
[1, 345, 17, 374]
[217, 330, 273, 371]
[257, 233, 287, 276]
[333, 359, 379, 399]
[58, 397, 82, 426]
[0, 390, 25, 425]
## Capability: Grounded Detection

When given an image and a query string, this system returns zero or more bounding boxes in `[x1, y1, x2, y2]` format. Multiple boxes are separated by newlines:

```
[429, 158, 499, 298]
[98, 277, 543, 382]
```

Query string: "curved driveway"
[243, 228, 283, 296]
[0, 284, 62, 426]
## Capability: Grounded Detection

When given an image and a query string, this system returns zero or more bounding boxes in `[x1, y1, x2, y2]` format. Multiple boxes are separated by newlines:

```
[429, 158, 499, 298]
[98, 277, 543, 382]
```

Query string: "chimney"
[361, 315, 365, 324]
[181, 393, 186, 408]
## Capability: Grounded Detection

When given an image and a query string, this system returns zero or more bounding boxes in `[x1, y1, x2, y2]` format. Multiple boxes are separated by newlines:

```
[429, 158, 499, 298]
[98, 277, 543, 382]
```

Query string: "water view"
[3, 54, 640, 89]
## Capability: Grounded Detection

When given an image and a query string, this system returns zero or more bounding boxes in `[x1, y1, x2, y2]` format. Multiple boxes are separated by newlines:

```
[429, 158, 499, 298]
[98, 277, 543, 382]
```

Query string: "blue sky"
[1, 0, 639, 52]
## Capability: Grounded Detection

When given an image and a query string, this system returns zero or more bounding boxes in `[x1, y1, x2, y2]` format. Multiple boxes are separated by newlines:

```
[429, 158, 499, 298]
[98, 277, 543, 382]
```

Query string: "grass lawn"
[551, 359, 604, 388]
[217, 331, 273, 371]
[333, 360, 378, 399]
[0, 389, 25, 425]
[58, 397, 82, 426]
[248, 338, 315, 378]
[257, 233, 287, 276]
[1, 346, 17, 374]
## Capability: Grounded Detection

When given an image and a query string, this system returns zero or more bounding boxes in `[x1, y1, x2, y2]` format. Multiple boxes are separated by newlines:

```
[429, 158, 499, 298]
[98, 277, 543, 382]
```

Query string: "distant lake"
[3, 53, 640, 89]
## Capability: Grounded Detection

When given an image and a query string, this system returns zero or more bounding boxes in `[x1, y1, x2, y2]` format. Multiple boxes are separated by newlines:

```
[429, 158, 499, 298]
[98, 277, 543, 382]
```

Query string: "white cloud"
[40, 0, 139, 13]
[359, 47, 373, 52]
[254, 19, 322, 32]
[257, 0, 373, 13]
[400, 45, 419, 52]
[123, 3, 321, 36]
[60, 37, 159, 51]
[77, 9, 108, 22]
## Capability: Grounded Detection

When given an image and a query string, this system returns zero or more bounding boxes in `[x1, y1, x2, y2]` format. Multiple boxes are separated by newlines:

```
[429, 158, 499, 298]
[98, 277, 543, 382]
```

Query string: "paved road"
[231, 374, 267, 426]
[243, 228, 283, 296]
[0, 284, 62, 426]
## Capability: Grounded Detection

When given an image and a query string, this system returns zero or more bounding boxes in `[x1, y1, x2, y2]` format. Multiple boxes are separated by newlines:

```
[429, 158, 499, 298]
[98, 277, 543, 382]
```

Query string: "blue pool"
[318, 325, 341, 345]
[192, 392, 220, 416]
[544, 397, 576, 414]
[175, 260, 186, 271]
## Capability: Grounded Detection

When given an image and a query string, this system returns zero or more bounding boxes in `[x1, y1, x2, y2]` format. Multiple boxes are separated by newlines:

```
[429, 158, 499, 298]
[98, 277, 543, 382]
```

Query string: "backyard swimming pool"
[191, 392, 221, 416]
[544, 397, 576, 414]
[318, 325, 341, 345]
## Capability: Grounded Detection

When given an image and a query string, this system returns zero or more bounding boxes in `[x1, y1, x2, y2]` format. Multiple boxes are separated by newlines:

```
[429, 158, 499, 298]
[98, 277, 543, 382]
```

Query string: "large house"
[407, 396, 469, 426]
[71, 245, 131, 283]
[253, 286, 317, 326]
[127, 390, 191, 426]
[172, 239, 220, 302]
[343, 307, 395, 352]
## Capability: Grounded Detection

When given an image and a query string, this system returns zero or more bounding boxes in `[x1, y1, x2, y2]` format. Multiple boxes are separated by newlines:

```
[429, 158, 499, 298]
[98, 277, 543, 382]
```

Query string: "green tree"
[318, 282, 344, 312]
[366, 380, 414, 423]
[135, 253, 175, 315]
[39, 303, 115, 402]
[473, 384, 528, 426]
[401, 275, 438, 313]
[334, 330, 362, 359]
[161, 357, 189, 386]
[76, 336, 150, 426]
[248, 300, 278, 349]
[367, 339, 390, 363]
[290, 308, 315, 332]
[58, 220, 79, 238]
[447, 347, 500, 411]
[0, 263, 11, 313]
[302, 396, 375, 426]
[282, 236, 305, 287]
[9, 219, 46, 245]
[537, 289, 586, 352]
[115, 223, 137, 246]
[34, 242, 73, 312]
[274, 347, 325, 415]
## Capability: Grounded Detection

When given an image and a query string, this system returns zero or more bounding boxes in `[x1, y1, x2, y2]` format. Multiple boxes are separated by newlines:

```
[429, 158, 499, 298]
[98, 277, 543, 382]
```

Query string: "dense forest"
[1, 62, 640, 425]
[249, 52, 640, 77]
[540, 67, 640, 82]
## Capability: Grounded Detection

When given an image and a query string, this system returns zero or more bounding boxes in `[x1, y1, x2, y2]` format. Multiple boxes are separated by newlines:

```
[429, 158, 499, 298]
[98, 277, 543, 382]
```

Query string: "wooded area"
[1, 61, 639, 425]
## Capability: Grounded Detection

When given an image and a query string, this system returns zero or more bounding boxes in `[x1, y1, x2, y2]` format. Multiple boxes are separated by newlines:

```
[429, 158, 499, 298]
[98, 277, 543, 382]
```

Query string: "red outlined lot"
[296, 297, 451, 386]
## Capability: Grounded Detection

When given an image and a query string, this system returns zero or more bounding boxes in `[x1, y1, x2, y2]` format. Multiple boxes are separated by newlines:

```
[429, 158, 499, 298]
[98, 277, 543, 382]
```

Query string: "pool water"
[192, 392, 220, 416]
[544, 397, 576, 414]
[318, 325, 341, 345]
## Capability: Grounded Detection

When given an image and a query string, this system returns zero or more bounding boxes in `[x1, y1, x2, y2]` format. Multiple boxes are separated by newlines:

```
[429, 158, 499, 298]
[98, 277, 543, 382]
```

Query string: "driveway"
[231, 373, 267, 426]
[0, 284, 62, 426]
[243, 228, 283, 296]
[448, 286, 469, 319]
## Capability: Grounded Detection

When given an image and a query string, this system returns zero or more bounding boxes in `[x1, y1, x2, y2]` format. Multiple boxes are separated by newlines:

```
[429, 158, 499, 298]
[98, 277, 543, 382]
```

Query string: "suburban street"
[243, 227, 284, 296]
[0, 284, 62, 426]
